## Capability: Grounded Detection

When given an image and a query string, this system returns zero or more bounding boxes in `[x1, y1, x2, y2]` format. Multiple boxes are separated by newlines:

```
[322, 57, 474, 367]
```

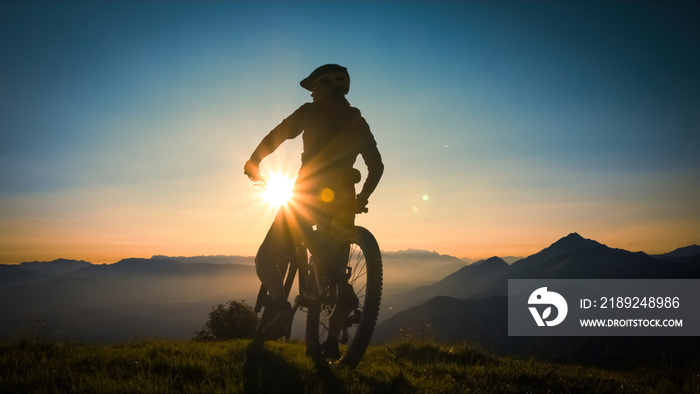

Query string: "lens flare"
[260, 172, 295, 209]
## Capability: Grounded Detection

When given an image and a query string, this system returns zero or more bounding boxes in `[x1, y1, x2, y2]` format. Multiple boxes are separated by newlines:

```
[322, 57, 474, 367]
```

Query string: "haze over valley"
[3, 233, 698, 350]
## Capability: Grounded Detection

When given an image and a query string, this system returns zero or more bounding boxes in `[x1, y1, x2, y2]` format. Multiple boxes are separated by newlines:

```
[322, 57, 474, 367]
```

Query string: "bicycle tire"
[305, 226, 382, 368]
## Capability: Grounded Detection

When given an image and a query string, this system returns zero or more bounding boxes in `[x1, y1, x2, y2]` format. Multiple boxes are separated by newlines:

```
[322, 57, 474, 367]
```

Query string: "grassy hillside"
[1, 337, 698, 393]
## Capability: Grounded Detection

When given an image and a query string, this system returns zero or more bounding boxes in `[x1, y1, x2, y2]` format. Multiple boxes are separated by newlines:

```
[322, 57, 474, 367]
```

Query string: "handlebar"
[248, 168, 369, 214]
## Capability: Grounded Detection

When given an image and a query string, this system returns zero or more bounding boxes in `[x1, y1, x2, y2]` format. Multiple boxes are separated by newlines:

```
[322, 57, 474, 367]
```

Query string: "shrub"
[194, 300, 259, 341]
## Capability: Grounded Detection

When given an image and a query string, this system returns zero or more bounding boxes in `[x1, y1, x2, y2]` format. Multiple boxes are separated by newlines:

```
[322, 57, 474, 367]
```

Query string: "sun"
[260, 171, 295, 209]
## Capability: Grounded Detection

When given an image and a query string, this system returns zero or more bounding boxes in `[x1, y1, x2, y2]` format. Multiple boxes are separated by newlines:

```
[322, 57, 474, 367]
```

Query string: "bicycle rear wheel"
[305, 226, 382, 368]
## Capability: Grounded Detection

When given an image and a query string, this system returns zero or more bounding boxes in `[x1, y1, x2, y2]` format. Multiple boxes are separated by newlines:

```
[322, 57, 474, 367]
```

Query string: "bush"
[194, 300, 259, 341]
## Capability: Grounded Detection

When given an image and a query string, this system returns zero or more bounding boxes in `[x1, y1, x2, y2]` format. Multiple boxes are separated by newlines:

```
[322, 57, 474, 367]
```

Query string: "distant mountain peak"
[485, 256, 507, 264]
[472, 256, 508, 267]
[512, 232, 605, 269]
[550, 232, 602, 249]
[564, 232, 583, 240]
[18, 258, 93, 276]
[655, 245, 700, 259]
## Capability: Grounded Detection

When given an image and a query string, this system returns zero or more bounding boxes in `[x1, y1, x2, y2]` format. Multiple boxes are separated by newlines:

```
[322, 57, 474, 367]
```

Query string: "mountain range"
[373, 233, 700, 363]
[0, 249, 466, 343]
[386, 233, 700, 312]
[0, 256, 260, 343]
[2, 233, 698, 354]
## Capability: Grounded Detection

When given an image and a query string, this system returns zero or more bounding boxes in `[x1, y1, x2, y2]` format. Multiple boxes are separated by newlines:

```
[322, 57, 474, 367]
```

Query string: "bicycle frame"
[254, 226, 337, 312]
[250, 173, 380, 368]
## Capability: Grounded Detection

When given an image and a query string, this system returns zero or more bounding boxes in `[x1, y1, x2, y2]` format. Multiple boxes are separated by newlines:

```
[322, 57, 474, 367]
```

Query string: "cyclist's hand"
[244, 161, 261, 182]
[355, 194, 369, 214]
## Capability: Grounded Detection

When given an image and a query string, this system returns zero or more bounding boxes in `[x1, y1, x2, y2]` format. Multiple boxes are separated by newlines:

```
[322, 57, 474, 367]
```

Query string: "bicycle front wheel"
[305, 226, 382, 369]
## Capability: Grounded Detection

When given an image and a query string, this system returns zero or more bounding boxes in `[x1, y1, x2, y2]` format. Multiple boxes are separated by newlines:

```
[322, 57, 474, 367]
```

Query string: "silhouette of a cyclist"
[244, 64, 384, 339]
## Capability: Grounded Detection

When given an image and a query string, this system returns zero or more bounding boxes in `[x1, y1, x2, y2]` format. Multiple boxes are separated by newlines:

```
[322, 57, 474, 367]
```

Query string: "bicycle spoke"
[351, 254, 367, 276]
[355, 283, 367, 296]
[319, 319, 330, 338]
[351, 263, 367, 283]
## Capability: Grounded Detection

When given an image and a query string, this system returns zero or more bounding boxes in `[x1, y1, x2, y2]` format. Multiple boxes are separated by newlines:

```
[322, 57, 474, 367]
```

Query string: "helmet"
[300, 64, 350, 95]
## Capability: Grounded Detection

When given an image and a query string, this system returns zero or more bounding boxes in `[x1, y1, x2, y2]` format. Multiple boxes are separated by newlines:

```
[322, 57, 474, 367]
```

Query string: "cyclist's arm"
[247, 105, 307, 165]
[348, 118, 382, 208]
[357, 145, 383, 201]
[352, 113, 384, 203]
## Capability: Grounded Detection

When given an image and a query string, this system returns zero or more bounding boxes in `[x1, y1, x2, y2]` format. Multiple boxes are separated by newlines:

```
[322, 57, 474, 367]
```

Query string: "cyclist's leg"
[255, 209, 293, 300]
[306, 225, 382, 367]
[318, 185, 358, 344]
[327, 183, 356, 273]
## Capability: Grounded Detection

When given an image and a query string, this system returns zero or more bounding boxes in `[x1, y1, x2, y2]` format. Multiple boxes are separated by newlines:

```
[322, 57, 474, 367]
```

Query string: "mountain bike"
[252, 178, 383, 369]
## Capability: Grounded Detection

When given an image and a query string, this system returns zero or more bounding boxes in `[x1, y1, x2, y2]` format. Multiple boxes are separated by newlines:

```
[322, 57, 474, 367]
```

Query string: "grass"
[1, 337, 698, 393]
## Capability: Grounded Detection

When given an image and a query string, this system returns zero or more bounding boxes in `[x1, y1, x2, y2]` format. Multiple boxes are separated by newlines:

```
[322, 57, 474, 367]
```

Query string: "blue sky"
[1, 1, 698, 263]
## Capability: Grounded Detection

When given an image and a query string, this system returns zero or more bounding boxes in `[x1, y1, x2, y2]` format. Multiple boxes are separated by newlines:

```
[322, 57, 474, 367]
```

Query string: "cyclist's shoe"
[262, 297, 293, 340]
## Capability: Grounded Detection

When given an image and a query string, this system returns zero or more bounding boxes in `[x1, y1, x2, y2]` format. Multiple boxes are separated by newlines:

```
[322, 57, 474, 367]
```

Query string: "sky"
[1, 1, 699, 264]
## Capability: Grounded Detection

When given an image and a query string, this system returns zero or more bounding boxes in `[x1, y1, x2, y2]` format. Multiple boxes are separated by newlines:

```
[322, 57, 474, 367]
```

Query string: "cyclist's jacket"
[249, 100, 383, 198]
